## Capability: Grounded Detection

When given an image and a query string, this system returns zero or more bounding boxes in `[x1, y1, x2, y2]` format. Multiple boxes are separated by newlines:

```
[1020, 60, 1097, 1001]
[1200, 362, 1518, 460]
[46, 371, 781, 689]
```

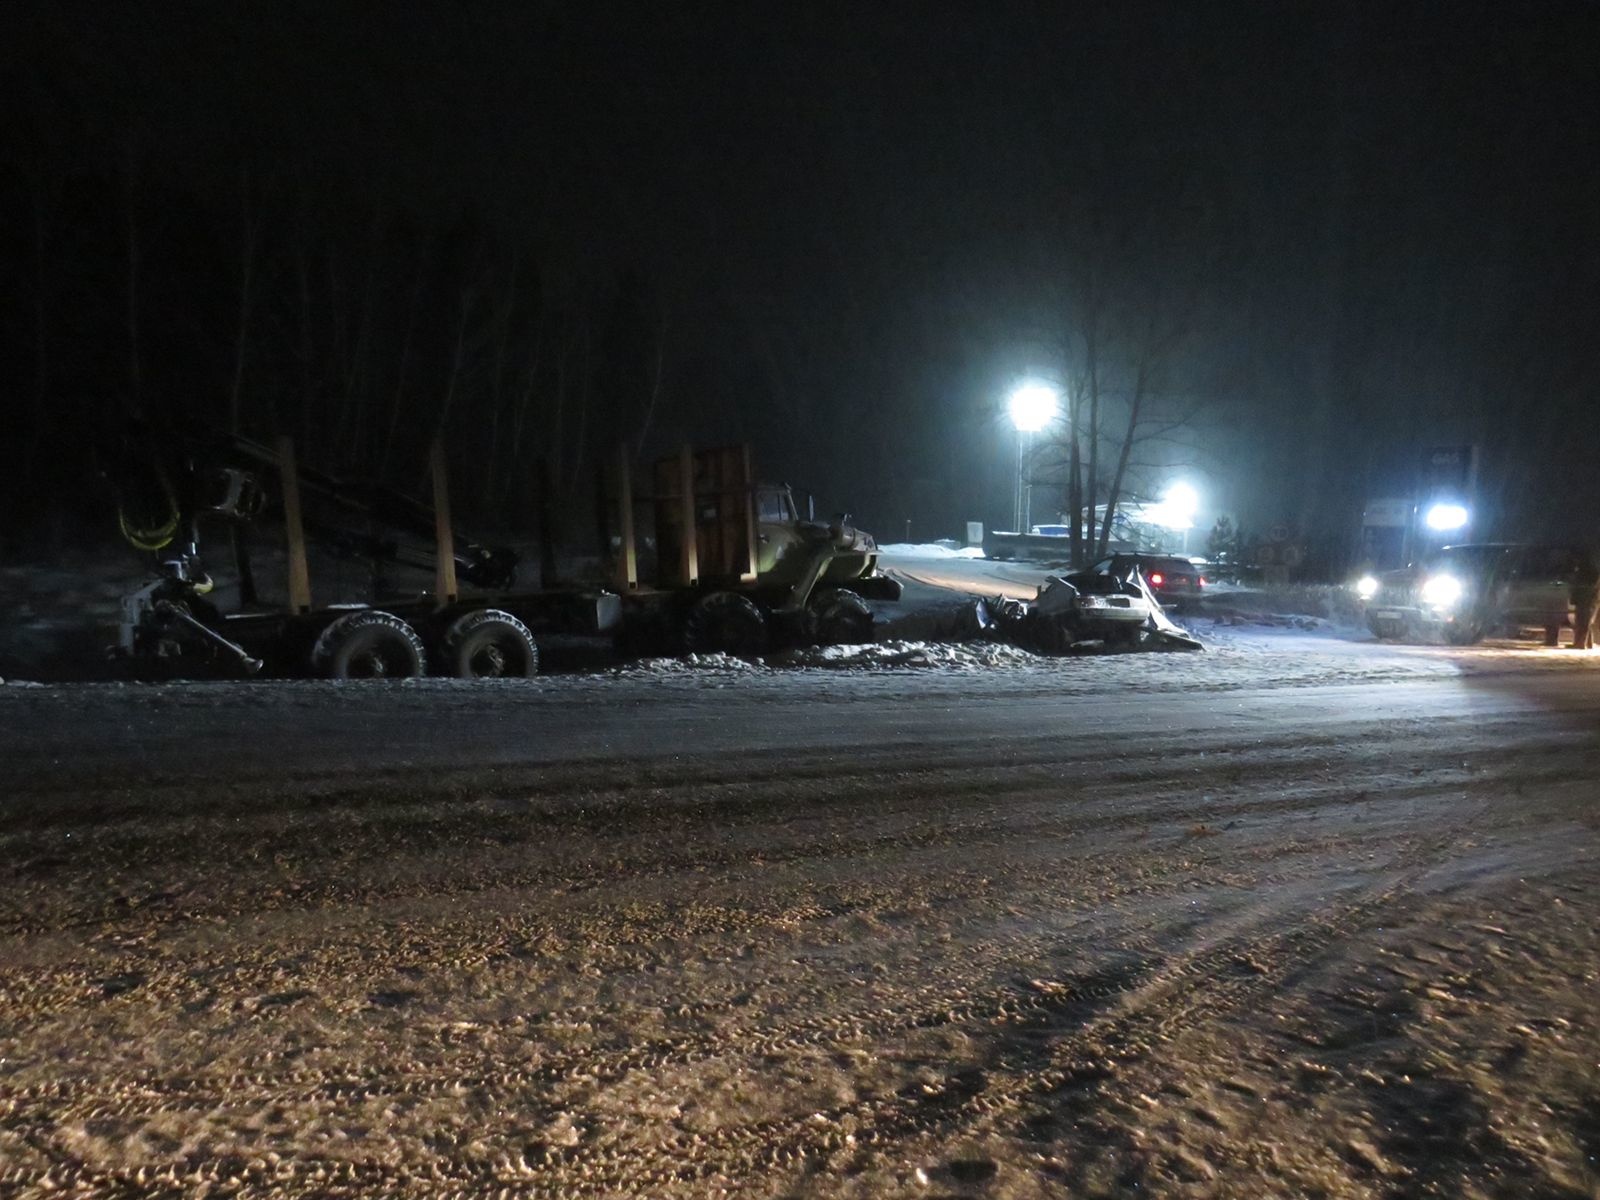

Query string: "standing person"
[1570, 551, 1599, 650]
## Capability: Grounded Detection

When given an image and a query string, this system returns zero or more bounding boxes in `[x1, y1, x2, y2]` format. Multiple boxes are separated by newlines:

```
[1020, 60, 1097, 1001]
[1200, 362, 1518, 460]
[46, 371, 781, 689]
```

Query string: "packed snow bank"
[614, 652, 769, 676]
[772, 640, 1039, 670]
[1204, 582, 1367, 627]
[877, 543, 985, 559]
[611, 641, 1043, 675]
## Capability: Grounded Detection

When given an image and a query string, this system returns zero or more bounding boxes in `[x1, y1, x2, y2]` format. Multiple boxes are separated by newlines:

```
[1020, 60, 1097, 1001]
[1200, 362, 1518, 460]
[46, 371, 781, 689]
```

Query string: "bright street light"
[1005, 382, 1058, 533]
[1424, 502, 1469, 532]
[1163, 480, 1200, 525]
[1007, 383, 1059, 433]
[1151, 479, 1203, 553]
[1145, 480, 1201, 533]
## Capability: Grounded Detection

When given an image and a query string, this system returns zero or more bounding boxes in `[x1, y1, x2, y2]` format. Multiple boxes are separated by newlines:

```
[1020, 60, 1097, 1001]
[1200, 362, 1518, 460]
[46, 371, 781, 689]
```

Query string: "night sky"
[5, 1, 1598, 558]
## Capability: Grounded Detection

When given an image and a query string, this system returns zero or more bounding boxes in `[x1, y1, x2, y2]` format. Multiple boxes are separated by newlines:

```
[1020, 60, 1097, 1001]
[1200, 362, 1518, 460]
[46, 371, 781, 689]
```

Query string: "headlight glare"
[1355, 575, 1380, 600]
[1421, 573, 1464, 609]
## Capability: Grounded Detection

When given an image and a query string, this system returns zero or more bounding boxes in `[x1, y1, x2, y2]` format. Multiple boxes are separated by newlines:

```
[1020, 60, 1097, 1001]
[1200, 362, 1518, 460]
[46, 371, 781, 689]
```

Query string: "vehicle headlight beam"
[1421, 573, 1464, 609]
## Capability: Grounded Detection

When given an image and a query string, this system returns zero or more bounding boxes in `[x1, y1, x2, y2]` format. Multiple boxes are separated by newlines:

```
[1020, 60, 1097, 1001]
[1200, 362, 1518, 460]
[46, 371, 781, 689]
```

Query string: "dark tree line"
[0, 144, 671, 555]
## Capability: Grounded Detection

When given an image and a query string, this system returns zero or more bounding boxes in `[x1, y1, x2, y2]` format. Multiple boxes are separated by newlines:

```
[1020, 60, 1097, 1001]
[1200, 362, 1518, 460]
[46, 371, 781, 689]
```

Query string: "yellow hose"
[117, 465, 181, 552]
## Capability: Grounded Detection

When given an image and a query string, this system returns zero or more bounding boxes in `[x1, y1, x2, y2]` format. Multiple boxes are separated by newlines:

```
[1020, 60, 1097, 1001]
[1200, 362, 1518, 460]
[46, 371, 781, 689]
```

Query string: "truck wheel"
[311, 611, 427, 679]
[443, 608, 539, 678]
[809, 588, 874, 646]
[684, 592, 769, 657]
[1445, 619, 1483, 646]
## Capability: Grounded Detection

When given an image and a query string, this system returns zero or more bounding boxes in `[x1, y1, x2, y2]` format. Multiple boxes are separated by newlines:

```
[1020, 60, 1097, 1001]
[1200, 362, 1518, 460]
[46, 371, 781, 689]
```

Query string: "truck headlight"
[1355, 575, 1379, 600]
[1421, 573, 1464, 609]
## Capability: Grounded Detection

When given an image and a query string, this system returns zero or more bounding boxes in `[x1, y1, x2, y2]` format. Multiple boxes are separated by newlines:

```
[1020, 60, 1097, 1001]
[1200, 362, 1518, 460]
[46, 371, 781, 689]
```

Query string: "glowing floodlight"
[1424, 502, 1469, 532]
[1164, 480, 1200, 521]
[1144, 480, 1201, 531]
[1007, 383, 1059, 433]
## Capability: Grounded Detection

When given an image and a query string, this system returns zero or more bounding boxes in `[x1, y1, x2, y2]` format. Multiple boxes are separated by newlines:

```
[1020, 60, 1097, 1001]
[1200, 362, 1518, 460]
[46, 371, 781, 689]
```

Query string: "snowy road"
[2, 638, 1599, 1197]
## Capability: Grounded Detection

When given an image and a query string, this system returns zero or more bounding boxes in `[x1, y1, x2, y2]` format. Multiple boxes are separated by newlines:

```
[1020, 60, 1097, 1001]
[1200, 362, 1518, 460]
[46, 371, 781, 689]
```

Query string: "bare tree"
[122, 140, 142, 413]
[1036, 197, 1211, 563]
[227, 169, 258, 434]
[380, 250, 429, 481]
[1092, 319, 1191, 558]
[633, 300, 669, 460]
[22, 162, 52, 489]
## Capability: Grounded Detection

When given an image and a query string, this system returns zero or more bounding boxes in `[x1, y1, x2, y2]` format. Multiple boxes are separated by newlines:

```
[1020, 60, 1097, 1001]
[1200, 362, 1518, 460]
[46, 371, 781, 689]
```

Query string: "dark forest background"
[3, 2, 1597, 567]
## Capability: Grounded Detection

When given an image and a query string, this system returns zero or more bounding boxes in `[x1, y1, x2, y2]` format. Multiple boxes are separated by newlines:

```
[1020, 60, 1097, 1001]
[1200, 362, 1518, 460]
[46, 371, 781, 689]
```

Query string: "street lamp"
[1147, 480, 1201, 553]
[1006, 382, 1058, 532]
[1163, 480, 1200, 523]
[1166, 481, 1200, 554]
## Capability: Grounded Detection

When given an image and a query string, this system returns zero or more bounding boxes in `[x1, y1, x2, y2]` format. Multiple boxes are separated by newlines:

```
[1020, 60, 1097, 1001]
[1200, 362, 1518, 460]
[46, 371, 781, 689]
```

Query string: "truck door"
[1507, 546, 1574, 629]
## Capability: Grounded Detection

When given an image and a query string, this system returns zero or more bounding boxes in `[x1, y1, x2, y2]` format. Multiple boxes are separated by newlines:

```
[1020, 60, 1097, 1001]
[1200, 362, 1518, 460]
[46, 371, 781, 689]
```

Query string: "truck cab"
[1365, 542, 1587, 645]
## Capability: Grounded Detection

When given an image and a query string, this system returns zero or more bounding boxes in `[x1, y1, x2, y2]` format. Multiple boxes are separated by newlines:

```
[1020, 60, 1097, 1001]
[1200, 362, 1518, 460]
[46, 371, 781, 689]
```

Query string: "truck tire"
[683, 592, 769, 657]
[311, 610, 427, 680]
[809, 588, 874, 646]
[1445, 618, 1484, 646]
[443, 608, 539, 678]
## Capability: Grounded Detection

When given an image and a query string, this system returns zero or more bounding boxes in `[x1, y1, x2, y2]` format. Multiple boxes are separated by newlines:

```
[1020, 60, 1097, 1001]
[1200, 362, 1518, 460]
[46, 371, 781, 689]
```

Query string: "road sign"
[1423, 444, 1477, 494]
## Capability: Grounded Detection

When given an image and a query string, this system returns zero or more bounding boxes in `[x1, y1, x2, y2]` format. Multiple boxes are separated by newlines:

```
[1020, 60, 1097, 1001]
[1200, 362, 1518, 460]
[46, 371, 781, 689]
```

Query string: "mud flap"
[853, 572, 905, 602]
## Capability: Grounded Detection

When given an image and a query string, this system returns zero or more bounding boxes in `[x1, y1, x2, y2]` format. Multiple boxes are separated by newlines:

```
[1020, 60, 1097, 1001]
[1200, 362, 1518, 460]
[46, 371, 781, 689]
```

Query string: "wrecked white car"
[1032, 571, 1154, 648]
[964, 565, 1203, 654]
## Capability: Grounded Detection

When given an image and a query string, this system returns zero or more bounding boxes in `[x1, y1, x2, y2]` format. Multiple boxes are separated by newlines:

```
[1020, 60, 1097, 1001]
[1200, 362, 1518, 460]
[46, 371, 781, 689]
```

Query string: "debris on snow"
[772, 639, 1039, 671]
[615, 652, 768, 675]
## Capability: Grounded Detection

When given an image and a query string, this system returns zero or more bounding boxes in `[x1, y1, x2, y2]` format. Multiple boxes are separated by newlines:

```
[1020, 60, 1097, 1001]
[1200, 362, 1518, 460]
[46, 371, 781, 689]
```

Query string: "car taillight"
[1150, 572, 1165, 586]
[1198, 576, 1206, 587]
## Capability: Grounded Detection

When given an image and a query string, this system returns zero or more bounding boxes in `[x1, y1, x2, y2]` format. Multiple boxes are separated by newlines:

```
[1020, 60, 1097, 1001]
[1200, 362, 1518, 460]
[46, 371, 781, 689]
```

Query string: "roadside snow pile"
[772, 639, 1038, 670]
[1208, 611, 1329, 631]
[615, 652, 769, 676]
[610, 640, 1042, 675]
[1206, 583, 1366, 628]
[879, 543, 985, 559]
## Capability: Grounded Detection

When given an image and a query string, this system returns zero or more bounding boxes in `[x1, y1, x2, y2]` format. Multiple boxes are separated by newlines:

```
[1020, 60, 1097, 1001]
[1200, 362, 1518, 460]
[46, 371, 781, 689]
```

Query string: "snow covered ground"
[1, 552, 1598, 1198]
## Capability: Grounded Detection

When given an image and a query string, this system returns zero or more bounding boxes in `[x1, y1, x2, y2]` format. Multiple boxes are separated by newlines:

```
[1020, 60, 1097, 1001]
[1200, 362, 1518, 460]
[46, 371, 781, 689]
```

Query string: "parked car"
[1088, 554, 1205, 612]
[1362, 542, 1588, 645]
